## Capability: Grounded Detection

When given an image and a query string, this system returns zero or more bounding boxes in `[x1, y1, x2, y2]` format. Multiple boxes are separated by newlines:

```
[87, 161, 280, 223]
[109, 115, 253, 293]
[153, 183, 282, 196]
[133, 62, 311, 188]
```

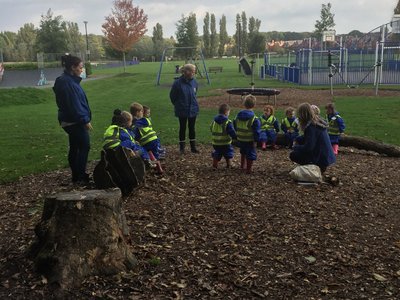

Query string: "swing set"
[155, 47, 210, 85]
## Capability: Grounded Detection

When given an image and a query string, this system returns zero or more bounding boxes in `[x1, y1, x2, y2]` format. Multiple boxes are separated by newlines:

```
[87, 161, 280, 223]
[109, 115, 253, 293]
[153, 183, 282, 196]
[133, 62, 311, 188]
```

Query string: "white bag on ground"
[289, 164, 322, 183]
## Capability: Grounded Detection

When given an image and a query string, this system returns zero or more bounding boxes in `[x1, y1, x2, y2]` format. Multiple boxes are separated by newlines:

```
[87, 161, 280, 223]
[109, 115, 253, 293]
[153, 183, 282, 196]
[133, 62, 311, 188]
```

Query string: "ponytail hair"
[61, 54, 82, 71]
[112, 109, 132, 128]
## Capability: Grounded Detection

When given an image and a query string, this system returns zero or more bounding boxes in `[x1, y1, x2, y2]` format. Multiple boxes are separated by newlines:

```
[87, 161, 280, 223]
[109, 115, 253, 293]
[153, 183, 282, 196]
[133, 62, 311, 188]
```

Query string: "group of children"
[210, 95, 345, 173]
[102, 103, 165, 174]
[101, 96, 345, 177]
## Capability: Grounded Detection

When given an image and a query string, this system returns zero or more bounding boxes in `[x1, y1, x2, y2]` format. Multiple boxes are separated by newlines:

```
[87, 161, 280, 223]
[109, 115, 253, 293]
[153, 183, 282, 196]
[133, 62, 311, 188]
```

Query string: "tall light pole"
[83, 21, 90, 62]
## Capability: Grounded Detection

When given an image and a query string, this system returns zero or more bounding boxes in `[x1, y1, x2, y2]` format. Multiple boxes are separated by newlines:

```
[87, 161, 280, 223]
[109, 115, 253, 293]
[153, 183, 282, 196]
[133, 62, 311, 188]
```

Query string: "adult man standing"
[169, 63, 200, 154]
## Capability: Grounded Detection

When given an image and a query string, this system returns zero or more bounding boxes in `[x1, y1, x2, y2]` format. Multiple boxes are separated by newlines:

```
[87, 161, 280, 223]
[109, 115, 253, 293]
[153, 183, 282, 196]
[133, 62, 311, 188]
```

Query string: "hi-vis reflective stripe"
[282, 117, 297, 133]
[261, 115, 276, 130]
[328, 115, 341, 135]
[211, 120, 232, 145]
[236, 116, 256, 142]
[103, 125, 126, 149]
[139, 127, 158, 145]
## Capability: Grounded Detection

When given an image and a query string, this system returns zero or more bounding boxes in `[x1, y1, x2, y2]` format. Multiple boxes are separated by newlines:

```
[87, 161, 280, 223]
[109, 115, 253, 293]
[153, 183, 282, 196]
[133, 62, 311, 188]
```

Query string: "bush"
[85, 62, 92, 76]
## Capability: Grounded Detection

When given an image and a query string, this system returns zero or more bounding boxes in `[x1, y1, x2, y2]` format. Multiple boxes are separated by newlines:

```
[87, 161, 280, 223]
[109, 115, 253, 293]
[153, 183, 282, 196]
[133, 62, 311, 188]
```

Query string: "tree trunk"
[276, 134, 400, 157]
[123, 52, 126, 73]
[29, 189, 136, 289]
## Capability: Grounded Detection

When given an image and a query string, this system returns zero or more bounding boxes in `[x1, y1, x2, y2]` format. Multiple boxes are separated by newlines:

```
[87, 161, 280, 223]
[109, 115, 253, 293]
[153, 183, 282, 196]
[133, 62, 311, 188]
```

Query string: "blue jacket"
[234, 110, 261, 142]
[169, 76, 199, 118]
[53, 71, 91, 124]
[212, 114, 237, 140]
[327, 112, 345, 144]
[281, 117, 299, 134]
[292, 122, 336, 167]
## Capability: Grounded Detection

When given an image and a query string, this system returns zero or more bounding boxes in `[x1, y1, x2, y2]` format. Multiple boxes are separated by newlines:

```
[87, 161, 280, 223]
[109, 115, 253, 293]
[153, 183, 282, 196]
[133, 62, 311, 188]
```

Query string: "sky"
[0, 0, 398, 38]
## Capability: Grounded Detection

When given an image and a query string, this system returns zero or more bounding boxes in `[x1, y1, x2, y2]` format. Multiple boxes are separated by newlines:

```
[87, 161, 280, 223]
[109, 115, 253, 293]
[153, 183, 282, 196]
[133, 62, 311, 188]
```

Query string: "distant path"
[0, 68, 113, 88]
[0, 68, 64, 88]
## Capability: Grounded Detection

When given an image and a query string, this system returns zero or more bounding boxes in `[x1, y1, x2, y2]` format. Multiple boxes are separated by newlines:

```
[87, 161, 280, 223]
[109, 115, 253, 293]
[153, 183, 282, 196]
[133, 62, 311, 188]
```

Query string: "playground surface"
[0, 68, 63, 88]
[0, 145, 399, 299]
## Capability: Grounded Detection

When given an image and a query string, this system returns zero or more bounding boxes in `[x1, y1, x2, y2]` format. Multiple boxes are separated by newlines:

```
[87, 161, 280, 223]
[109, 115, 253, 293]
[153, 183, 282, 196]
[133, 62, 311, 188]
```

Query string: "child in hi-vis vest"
[259, 105, 280, 150]
[210, 104, 237, 169]
[233, 95, 261, 174]
[130, 102, 164, 174]
[325, 103, 345, 155]
[281, 106, 299, 149]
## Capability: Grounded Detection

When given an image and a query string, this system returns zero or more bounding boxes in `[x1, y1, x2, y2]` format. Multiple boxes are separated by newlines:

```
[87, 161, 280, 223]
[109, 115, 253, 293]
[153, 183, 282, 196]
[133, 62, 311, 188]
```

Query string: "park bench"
[208, 66, 223, 73]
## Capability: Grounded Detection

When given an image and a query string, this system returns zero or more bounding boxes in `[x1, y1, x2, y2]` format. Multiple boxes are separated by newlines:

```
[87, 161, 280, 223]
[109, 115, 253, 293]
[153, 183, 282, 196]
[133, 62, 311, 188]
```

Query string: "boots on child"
[246, 159, 253, 174]
[212, 158, 219, 169]
[179, 141, 185, 154]
[240, 154, 246, 170]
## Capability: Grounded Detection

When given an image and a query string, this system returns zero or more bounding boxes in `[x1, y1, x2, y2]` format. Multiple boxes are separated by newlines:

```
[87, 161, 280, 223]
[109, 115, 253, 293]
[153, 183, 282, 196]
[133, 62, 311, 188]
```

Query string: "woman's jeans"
[63, 124, 90, 182]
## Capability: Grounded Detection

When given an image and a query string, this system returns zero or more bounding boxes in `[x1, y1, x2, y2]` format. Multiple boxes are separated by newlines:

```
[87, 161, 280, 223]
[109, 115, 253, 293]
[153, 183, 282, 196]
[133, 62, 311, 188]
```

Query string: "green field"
[0, 58, 399, 183]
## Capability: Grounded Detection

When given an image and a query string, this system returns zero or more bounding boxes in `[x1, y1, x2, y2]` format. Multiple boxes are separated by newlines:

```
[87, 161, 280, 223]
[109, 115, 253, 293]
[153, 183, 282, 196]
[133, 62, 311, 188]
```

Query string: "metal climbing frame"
[156, 47, 210, 85]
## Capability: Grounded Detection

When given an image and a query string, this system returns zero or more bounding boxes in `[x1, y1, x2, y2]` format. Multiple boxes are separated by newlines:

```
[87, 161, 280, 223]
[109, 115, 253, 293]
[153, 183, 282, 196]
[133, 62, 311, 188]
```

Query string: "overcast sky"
[0, 0, 397, 38]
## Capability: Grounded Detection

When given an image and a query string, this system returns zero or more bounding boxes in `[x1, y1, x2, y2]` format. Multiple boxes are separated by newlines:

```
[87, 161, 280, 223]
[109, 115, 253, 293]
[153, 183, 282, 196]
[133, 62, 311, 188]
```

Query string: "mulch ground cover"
[1, 143, 399, 299]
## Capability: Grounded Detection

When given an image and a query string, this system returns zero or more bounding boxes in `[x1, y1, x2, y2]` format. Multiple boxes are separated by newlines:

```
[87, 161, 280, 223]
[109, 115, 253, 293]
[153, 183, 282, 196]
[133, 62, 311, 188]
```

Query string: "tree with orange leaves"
[102, 0, 147, 72]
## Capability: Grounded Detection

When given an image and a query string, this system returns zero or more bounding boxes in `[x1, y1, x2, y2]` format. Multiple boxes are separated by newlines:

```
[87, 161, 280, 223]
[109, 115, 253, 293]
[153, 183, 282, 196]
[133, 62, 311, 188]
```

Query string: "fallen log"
[275, 134, 400, 157]
[29, 189, 136, 289]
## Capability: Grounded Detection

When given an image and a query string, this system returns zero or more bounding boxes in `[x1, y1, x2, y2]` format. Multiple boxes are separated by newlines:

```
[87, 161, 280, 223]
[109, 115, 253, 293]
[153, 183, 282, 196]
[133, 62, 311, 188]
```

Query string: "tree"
[241, 11, 248, 54]
[0, 31, 17, 61]
[102, 0, 147, 72]
[314, 3, 335, 38]
[210, 14, 218, 57]
[218, 15, 228, 56]
[234, 14, 241, 56]
[130, 36, 154, 61]
[248, 32, 266, 54]
[175, 13, 199, 59]
[64, 22, 84, 55]
[36, 9, 68, 53]
[203, 12, 210, 57]
[16, 23, 37, 61]
[395, 0, 400, 14]
[152, 23, 164, 60]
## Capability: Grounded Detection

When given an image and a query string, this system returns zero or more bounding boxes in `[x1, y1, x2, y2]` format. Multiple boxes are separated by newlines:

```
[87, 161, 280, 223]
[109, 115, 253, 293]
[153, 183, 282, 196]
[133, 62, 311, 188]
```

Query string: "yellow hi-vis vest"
[210, 119, 232, 145]
[235, 116, 256, 142]
[136, 118, 158, 146]
[327, 114, 342, 136]
[103, 125, 133, 150]
[260, 115, 277, 131]
[282, 117, 298, 133]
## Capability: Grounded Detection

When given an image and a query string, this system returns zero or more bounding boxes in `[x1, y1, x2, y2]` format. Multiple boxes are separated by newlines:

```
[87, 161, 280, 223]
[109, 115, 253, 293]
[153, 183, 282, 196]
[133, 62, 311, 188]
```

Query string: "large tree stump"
[275, 133, 400, 157]
[29, 189, 136, 289]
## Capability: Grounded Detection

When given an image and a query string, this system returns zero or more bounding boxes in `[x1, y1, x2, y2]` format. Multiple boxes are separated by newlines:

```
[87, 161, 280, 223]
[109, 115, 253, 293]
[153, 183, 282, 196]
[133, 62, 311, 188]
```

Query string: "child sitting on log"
[233, 95, 261, 174]
[130, 102, 164, 174]
[281, 106, 299, 149]
[210, 104, 237, 169]
[103, 109, 154, 168]
[325, 103, 345, 155]
[259, 104, 280, 150]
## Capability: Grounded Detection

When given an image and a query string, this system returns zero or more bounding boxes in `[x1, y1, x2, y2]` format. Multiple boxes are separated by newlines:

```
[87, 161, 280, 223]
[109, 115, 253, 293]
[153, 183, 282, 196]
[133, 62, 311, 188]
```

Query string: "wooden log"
[93, 147, 146, 196]
[29, 189, 136, 289]
[275, 133, 400, 157]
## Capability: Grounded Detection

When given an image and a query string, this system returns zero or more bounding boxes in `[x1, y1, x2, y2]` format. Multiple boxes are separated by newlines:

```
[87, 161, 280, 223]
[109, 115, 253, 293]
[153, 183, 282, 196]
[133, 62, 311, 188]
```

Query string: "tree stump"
[29, 189, 137, 289]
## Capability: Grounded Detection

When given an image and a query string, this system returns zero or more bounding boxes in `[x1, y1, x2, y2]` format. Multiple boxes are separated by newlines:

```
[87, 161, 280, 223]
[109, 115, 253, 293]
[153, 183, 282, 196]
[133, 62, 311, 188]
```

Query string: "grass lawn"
[0, 59, 399, 183]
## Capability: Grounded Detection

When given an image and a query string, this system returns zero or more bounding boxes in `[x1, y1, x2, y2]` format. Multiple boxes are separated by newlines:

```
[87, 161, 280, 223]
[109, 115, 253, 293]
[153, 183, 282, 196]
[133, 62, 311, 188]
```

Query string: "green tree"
[175, 13, 198, 58]
[64, 22, 84, 55]
[203, 12, 210, 57]
[210, 13, 218, 57]
[130, 35, 154, 61]
[234, 13, 241, 56]
[241, 11, 248, 54]
[152, 23, 164, 60]
[218, 14, 228, 56]
[16, 23, 37, 61]
[395, 0, 400, 13]
[88, 35, 106, 60]
[248, 32, 265, 54]
[36, 9, 68, 53]
[102, 0, 147, 72]
[0, 31, 17, 61]
[314, 3, 335, 38]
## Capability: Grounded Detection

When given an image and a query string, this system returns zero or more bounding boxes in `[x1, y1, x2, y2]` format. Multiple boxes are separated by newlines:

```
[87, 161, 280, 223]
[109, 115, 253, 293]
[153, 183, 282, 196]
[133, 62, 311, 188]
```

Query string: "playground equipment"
[262, 18, 400, 95]
[156, 47, 210, 85]
[37, 69, 47, 86]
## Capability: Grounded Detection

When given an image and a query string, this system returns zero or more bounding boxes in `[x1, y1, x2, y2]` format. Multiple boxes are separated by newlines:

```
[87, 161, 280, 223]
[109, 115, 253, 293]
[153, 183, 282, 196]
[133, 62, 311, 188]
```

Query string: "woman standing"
[53, 55, 92, 184]
[169, 64, 199, 154]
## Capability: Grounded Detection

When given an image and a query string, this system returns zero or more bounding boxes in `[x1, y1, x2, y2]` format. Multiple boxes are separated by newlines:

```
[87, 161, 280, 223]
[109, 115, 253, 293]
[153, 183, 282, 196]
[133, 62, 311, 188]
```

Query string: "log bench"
[208, 66, 223, 73]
